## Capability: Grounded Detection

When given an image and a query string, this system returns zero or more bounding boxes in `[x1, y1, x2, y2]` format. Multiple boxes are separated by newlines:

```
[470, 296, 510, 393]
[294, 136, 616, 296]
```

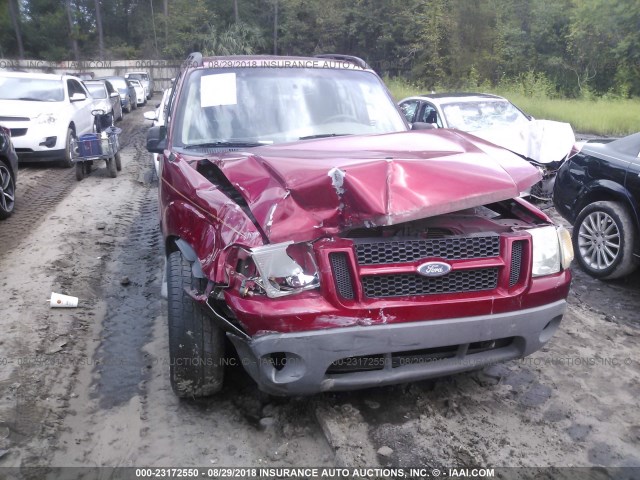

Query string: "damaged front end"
[162, 129, 573, 395]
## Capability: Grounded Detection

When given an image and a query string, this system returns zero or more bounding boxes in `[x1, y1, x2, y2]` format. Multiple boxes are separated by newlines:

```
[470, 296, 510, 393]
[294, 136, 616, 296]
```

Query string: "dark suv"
[0, 125, 18, 219]
[147, 53, 573, 397]
[554, 133, 640, 279]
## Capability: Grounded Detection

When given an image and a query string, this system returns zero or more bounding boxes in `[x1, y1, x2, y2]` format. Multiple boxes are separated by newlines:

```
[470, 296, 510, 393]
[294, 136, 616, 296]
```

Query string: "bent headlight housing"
[529, 225, 574, 277]
[249, 241, 319, 298]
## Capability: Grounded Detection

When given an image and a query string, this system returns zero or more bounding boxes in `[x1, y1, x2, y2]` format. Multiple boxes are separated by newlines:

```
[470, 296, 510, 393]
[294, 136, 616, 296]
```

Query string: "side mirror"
[143, 111, 157, 121]
[70, 93, 87, 102]
[147, 125, 167, 153]
[411, 122, 436, 130]
[110, 92, 120, 98]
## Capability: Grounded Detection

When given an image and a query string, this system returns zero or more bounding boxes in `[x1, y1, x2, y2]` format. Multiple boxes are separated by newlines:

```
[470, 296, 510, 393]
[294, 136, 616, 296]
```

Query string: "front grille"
[355, 234, 500, 265]
[509, 241, 524, 287]
[330, 252, 355, 300]
[326, 337, 515, 374]
[10, 128, 27, 137]
[362, 268, 498, 298]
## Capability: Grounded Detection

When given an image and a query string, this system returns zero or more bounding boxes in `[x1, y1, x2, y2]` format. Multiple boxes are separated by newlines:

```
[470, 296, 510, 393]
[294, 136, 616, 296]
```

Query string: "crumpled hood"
[214, 129, 541, 243]
[469, 119, 575, 165]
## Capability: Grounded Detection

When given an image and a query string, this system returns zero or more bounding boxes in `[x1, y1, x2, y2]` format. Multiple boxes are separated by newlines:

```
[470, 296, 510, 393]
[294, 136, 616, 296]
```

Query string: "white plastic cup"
[49, 292, 79, 308]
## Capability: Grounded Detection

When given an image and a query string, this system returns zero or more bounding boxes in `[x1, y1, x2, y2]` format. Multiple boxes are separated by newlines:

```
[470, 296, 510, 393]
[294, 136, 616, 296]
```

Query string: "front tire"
[167, 250, 225, 397]
[115, 152, 122, 171]
[573, 201, 638, 279]
[61, 128, 76, 168]
[0, 159, 16, 219]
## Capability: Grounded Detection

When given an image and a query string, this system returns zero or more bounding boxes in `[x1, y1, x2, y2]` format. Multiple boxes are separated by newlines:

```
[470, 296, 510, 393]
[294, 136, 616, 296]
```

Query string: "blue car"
[97, 76, 137, 113]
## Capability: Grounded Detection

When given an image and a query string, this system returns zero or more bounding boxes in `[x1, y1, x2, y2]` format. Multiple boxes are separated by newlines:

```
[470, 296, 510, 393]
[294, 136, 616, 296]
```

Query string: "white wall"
[0, 59, 180, 93]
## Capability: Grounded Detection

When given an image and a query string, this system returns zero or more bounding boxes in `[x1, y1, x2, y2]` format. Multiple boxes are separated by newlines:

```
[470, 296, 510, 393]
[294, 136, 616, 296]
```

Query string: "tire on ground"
[573, 200, 638, 280]
[61, 128, 76, 168]
[107, 157, 117, 178]
[0, 159, 16, 219]
[166, 250, 225, 397]
[75, 162, 84, 181]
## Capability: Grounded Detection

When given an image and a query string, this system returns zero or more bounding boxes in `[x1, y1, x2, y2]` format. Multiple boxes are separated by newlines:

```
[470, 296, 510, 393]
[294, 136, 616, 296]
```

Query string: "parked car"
[143, 86, 172, 175]
[0, 125, 18, 219]
[553, 133, 640, 279]
[84, 79, 123, 124]
[125, 71, 154, 100]
[398, 93, 576, 200]
[97, 76, 136, 113]
[147, 53, 573, 398]
[0, 72, 95, 167]
[128, 78, 146, 106]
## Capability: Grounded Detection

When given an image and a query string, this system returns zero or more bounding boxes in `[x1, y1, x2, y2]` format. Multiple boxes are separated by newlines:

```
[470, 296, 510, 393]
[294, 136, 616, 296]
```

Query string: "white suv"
[0, 72, 95, 167]
[125, 71, 153, 100]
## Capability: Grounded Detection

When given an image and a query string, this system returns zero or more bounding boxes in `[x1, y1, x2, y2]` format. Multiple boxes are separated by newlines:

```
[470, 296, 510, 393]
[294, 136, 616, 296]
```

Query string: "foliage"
[386, 77, 640, 137]
[2, 0, 640, 99]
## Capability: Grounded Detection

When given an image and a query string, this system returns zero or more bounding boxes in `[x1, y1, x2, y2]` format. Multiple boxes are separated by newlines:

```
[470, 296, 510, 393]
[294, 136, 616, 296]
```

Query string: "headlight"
[34, 113, 57, 125]
[249, 241, 319, 298]
[529, 225, 574, 277]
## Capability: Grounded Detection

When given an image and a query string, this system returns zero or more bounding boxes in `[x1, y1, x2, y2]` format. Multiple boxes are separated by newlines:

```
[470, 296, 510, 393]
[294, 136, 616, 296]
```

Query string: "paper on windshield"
[201, 73, 237, 107]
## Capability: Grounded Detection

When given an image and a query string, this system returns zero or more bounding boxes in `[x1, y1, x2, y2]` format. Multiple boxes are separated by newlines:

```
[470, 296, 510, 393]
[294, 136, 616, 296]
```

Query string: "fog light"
[39, 136, 57, 148]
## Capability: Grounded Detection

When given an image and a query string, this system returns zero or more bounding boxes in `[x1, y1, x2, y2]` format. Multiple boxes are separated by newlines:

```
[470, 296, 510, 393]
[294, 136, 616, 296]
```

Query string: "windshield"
[127, 73, 148, 81]
[85, 83, 107, 99]
[442, 99, 529, 131]
[130, 80, 142, 87]
[172, 67, 407, 148]
[0, 76, 64, 102]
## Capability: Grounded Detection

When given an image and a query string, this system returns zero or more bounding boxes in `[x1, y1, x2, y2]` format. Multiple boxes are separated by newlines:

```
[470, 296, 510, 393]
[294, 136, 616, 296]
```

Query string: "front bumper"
[228, 299, 567, 395]
[5, 121, 67, 161]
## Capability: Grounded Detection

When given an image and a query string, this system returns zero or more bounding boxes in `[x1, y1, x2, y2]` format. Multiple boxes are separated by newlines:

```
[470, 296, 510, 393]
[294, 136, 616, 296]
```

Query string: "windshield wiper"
[182, 140, 269, 149]
[16, 97, 47, 101]
[299, 133, 348, 140]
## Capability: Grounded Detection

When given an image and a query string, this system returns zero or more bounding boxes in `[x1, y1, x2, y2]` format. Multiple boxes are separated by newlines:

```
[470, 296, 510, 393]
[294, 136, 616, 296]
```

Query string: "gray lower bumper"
[228, 300, 567, 396]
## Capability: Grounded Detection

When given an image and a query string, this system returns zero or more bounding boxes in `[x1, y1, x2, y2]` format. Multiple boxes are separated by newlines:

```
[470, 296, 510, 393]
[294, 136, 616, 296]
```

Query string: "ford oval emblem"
[417, 261, 452, 277]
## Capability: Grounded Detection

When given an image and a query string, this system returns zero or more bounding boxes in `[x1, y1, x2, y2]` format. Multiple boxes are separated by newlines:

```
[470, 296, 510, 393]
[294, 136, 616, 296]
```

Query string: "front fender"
[162, 195, 263, 282]
[575, 179, 631, 216]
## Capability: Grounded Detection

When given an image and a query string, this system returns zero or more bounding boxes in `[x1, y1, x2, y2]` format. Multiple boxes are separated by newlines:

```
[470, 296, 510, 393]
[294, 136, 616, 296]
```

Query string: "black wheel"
[115, 152, 122, 171]
[75, 162, 84, 181]
[131, 96, 137, 110]
[167, 250, 225, 397]
[84, 161, 92, 174]
[124, 100, 132, 114]
[573, 201, 638, 279]
[61, 128, 76, 168]
[0, 159, 16, 219]
[107, 157, 117, 178]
